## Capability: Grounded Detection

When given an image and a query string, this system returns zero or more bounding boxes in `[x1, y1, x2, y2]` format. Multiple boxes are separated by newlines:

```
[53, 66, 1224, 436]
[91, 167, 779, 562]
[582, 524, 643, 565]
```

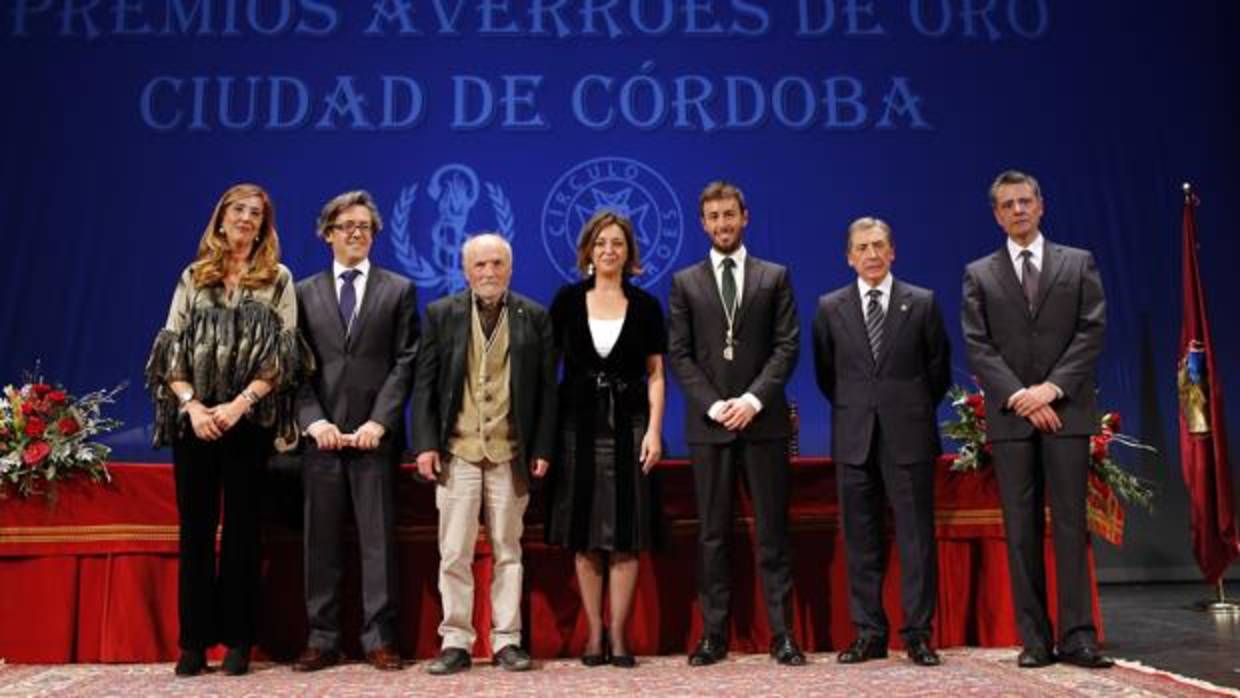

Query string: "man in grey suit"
[812, 217, 950, 667]
[668, 181, 804, 667]
[293, 190, 420, 672]
[411, 233, 557, 675]
[962, 170, 1111, 669]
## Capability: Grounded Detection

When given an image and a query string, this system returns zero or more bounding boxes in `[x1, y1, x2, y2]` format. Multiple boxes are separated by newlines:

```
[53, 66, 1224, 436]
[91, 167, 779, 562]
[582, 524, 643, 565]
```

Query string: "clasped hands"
[711, 397, 757, 432]
[185, 397, 250, 441]
[1007, 382, 1062, 433]
[307, 420, 387, 451]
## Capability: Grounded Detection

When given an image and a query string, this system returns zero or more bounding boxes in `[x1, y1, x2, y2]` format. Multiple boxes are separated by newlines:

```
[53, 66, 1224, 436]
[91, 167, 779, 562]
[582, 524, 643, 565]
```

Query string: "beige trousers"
[435, 455, 529, 652]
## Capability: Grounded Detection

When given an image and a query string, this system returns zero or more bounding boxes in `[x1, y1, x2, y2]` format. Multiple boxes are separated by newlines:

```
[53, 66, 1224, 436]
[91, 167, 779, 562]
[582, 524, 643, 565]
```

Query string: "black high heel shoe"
[609, 629, 635, 668]
[581, 630, 610, 667]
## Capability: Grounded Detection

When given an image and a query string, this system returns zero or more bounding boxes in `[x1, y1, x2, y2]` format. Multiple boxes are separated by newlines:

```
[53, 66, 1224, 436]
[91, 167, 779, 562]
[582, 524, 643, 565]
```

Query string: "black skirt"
[545, 414, 663, 552]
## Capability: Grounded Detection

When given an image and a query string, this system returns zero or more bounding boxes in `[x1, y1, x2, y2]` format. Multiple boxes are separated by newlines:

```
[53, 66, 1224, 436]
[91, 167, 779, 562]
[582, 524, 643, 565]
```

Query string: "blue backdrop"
[4, 1, 1238, 581]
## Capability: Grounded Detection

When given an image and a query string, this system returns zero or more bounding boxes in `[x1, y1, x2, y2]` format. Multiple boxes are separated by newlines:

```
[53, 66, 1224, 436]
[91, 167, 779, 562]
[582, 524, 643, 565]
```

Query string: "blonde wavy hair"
[189, 183, 281, 288]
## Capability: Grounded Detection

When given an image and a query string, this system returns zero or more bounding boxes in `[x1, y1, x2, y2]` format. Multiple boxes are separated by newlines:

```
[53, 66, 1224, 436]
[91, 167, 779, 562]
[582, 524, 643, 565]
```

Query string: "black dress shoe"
[174, 649, 207, 677]
[769, 634, 806, 666]
[610, 653, 636, 668]
[292, 646, 341, 672]
[1016, 646, 1056, 668]
[427, 647, 472, 675]
[688, 635, 728, 666]
[837, 636, 888, 664]
[905, 638, 941, 666]
[222, 645, 251, 676]
[494, 644, 533, 672]
[1059, 646, 1114, 669]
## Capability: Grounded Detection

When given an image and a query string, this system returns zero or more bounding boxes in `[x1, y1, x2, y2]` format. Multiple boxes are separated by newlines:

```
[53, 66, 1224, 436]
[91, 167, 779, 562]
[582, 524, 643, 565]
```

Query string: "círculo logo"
[389, 163, 515, 294]
[541, 157, 683, 288]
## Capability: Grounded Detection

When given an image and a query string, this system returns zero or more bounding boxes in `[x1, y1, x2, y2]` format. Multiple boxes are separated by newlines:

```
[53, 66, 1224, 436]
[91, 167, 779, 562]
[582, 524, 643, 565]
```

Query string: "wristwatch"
[176, 387, 195, 406]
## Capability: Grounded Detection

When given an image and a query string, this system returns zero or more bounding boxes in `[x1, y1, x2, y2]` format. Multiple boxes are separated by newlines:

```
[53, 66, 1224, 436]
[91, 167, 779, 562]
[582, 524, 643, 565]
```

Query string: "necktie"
[721, 257, 737, 313]
[1020, 249, 1039, 311]
[339, 269, 361, 333]
[865, 288, 884, 360]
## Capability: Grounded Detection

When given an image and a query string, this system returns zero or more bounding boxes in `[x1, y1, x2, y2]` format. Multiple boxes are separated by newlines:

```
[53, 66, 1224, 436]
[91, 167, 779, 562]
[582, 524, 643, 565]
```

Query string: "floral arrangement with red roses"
[0, 371, 124, 500]
[942, 385, 1155, 512]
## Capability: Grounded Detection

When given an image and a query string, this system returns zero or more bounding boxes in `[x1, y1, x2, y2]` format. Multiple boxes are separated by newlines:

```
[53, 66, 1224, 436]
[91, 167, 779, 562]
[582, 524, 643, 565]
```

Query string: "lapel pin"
[900, 303, 909, 312]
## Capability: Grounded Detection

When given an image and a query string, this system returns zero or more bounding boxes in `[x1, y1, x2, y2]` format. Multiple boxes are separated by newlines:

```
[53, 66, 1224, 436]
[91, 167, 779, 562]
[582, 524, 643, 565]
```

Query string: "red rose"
[1104, 412, 1121, 433]
[31, 383, 52, 397]
[57, 416, 80, 436]
[1090, 435, 1109, 461]
[24, 416, 47, 438]
[20, 402, 35, 416]
[48, 390, 67, 405]
[22, 440, 51, 466]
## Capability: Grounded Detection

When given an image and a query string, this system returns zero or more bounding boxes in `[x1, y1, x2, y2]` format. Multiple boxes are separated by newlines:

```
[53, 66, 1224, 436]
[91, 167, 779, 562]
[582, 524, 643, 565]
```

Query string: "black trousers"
[302, 444, 400, 653]
[171, 421, 269, 651]
[837, 425, 937, 642]
[992, 435, 1096, 653]
[690, 438, 793, 638]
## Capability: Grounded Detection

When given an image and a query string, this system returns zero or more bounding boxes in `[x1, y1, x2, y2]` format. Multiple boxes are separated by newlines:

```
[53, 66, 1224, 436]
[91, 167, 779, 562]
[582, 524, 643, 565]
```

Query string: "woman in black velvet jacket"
[545, 210, 666, 668]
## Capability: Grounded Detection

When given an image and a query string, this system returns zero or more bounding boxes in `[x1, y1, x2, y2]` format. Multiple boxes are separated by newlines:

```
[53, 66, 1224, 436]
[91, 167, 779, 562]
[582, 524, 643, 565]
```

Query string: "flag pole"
[1182, 182, 1240, 613]
[1196, 579, 1239, 613]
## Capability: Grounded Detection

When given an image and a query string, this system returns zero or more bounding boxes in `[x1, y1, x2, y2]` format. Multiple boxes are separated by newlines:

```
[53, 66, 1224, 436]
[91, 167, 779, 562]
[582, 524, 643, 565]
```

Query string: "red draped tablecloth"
[0, 458, 1099, 663]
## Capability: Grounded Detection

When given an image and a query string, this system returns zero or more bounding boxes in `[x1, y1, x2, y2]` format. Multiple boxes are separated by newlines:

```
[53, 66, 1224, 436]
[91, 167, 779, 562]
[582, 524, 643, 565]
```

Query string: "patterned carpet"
[0, 649, 1236, 697]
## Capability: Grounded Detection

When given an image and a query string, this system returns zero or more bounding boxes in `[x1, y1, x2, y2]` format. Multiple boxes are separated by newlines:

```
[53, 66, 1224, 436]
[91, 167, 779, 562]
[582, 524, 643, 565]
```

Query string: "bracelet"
[240, 389, 262, 411]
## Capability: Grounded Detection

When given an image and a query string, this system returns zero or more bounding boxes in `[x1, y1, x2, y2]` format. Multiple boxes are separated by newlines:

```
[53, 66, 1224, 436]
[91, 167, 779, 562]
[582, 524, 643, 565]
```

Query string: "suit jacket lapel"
[315, 270, 348, 343]
[734, 256, 762, 331]
[694, 260, 727, 332]
[1031, 241, 1064, 318]
[507, 293, 526, 393]
[448, 292, 471, 387]
[990, 249, 1030, 318]
[875, 280, 912, 372]
[837, 286, 871, 366]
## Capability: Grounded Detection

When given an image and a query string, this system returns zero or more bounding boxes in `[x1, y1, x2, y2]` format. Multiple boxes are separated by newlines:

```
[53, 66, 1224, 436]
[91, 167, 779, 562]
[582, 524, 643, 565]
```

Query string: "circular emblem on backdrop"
[541, 157, 684, 288]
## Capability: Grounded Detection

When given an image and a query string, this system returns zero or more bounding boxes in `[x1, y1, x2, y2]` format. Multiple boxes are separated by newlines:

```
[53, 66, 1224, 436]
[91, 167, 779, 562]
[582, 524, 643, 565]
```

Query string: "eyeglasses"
[329, 221, 373, 234]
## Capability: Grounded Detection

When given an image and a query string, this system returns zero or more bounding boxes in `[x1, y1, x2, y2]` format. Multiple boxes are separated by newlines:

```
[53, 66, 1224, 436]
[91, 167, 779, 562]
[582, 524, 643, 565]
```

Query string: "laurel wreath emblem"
[389, 179, 516, 293]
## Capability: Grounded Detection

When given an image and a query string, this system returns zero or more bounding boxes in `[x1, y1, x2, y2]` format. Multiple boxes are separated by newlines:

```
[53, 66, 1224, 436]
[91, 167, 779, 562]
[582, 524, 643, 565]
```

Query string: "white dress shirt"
[709, 245, 747, 311]
[1007, 233, 1044, 282]
[856, 273, 893, 318]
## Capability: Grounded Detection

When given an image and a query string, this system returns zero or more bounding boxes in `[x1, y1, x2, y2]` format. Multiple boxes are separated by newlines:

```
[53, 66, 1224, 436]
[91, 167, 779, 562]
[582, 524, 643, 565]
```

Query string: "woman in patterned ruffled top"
[144, 183, 311, 677]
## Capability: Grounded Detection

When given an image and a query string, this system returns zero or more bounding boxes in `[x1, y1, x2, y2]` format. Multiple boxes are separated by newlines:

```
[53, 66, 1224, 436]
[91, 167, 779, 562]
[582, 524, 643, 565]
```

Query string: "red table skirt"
[0, 458, 1100, 663]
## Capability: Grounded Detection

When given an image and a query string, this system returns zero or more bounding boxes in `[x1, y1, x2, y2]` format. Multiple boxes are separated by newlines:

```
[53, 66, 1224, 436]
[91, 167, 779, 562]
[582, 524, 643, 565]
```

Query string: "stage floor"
[0, 643, 1234, 697]
[1098, 581, 1240, 690]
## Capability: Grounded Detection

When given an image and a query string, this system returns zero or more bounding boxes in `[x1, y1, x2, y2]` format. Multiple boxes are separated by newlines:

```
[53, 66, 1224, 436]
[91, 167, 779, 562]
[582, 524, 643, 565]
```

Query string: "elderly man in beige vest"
[411, 233, 557, 675]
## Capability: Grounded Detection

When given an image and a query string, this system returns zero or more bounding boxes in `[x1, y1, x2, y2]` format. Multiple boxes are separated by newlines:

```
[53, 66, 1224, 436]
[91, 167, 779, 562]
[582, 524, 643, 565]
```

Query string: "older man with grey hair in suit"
[813, 216, 951, 667]
[292, 190, 420, 672]
[412, 233, 557, 675]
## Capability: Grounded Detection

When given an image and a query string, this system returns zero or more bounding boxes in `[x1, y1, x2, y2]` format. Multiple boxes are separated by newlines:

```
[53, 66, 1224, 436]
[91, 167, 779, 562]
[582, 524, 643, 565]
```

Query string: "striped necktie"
[865, 288, 884, 360]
